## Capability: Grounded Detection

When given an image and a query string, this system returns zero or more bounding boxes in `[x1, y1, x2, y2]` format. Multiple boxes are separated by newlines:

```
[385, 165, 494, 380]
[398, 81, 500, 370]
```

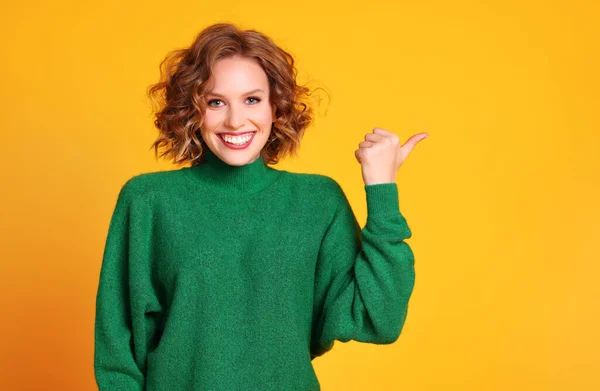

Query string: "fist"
[354, 128, 429, 186]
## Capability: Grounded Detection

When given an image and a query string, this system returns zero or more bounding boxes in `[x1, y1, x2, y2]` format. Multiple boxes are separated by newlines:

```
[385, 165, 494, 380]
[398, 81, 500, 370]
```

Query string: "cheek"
[252, 108, 274, 127]
[202, 112, 220, 131]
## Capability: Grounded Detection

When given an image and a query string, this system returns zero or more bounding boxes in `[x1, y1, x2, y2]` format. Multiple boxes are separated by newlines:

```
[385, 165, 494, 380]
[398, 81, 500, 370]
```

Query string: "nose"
[224, 103, 245, 129]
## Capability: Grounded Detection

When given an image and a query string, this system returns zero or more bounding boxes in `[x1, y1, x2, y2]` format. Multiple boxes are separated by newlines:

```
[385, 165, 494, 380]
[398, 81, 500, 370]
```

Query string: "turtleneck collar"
[184, 148, 282, 195]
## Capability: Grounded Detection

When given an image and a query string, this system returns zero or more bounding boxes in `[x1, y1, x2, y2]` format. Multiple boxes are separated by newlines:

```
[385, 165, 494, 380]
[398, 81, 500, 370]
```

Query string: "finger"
[364, 133, 387, 143]
[354, 148, 363, 162]
[359, 141, 374, 148]
[372, 128, 397, 137]
[372, 128, 400, 145]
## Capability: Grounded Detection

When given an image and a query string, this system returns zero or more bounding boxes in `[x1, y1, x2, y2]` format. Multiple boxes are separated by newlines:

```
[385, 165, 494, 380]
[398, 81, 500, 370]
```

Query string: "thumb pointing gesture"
[355, 128, 429, 186]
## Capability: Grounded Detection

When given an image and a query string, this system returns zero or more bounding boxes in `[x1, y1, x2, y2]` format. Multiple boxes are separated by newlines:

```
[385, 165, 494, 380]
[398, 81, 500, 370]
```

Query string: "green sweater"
[94, 148, 416, 390]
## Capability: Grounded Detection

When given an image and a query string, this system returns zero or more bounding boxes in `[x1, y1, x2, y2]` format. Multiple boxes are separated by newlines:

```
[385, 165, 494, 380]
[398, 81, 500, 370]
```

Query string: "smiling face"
[200, 55, 277, 166]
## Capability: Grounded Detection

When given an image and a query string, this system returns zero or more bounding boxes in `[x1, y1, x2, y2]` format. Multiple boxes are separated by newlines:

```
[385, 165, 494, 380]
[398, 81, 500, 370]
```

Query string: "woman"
[94, 22, 428, 390]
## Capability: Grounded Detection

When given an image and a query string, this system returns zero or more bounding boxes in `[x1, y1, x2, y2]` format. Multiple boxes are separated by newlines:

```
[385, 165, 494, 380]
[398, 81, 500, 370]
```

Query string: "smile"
[218, 132, 256, 149]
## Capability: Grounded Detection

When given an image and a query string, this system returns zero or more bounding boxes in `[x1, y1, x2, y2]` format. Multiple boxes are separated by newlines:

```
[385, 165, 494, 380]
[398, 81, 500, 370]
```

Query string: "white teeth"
[220, 133, 253, 145]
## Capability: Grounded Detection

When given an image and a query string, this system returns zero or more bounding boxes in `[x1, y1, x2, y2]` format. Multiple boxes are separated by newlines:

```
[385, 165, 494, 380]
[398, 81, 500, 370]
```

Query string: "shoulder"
[117, 169, 185, 201]
[280, 171, 347, 208]
[281, 171, 343, 191]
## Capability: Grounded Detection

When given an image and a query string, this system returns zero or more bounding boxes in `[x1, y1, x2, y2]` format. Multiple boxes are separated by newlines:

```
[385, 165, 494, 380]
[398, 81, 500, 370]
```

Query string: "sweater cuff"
[364, 183, 400, 217]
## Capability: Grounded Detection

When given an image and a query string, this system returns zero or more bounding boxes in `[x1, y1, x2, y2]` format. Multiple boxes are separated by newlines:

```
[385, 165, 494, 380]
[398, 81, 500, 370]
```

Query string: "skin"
[201, 55, 277, 166]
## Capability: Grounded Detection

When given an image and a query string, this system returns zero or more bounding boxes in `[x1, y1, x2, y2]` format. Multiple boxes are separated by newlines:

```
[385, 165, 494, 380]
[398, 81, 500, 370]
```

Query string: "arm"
[310, 182, 416, 360]
[94, 181, 150, 390]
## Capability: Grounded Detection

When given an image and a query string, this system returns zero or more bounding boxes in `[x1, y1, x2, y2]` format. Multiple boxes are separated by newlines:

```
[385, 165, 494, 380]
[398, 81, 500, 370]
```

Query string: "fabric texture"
[94, 148, 416, 390]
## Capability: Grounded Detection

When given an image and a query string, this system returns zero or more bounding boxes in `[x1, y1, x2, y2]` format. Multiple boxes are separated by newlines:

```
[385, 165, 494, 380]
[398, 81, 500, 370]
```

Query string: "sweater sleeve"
[94, 180, 153, 390]
[310, 182, 416, 360]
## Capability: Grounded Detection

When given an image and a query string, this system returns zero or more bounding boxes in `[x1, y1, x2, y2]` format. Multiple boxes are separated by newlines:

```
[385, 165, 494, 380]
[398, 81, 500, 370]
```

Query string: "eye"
[247, 96, 261, 104]
[207, 99, 223, 107]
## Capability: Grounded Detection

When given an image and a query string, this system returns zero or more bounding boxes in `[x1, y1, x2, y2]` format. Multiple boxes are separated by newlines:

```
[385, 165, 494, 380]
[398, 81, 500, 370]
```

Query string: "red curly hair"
[147, 23, 322, 166]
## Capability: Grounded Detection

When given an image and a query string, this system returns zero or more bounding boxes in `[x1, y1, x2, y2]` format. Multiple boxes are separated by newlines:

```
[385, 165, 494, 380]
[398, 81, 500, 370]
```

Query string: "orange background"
[1, 0, 599, 390]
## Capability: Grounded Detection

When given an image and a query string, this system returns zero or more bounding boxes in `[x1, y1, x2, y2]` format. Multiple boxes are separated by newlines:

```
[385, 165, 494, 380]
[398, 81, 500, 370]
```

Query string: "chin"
[218, 150, 262, 166]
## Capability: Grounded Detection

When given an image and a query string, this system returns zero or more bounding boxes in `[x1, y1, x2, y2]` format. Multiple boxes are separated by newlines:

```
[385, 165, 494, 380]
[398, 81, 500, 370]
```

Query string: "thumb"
[401, 133, 429, 155]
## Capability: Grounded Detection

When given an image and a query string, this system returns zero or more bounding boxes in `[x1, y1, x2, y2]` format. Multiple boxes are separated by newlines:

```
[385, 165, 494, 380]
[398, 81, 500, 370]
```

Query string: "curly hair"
[147, 23, 323, 166]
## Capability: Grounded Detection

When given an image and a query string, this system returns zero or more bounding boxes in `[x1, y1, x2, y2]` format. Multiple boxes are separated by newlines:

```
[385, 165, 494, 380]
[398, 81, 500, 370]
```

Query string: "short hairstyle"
[147, 23, 320, 166]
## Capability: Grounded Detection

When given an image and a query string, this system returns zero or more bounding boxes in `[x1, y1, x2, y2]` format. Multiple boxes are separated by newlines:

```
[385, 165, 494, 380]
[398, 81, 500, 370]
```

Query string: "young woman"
[94, 22, 428, 391]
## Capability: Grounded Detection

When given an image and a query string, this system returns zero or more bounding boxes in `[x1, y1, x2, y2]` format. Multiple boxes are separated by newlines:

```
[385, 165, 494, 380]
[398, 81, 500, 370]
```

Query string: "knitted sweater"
[94, 148, 416, 391]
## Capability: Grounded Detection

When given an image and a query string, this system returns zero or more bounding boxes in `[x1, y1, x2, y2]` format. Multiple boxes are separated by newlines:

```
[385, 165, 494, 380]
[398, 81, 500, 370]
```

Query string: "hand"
[354, 128, 429, 186]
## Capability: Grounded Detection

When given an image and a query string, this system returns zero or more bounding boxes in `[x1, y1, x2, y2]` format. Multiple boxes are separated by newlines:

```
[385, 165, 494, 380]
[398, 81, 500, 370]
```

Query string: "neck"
[186, 148, 281, 194]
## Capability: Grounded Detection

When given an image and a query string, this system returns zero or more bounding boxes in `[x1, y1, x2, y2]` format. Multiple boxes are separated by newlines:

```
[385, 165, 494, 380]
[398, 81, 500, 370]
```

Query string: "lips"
[218, 131, 257, 136]
[217, 131, 256, 150]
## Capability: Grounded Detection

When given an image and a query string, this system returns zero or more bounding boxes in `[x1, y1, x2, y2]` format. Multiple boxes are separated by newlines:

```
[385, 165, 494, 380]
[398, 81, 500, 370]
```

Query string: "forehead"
[208, 56, 269, 96]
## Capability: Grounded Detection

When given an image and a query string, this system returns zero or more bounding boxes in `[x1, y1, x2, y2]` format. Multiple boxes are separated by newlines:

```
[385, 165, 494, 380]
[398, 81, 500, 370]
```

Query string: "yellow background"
[1, 0, 598, 389]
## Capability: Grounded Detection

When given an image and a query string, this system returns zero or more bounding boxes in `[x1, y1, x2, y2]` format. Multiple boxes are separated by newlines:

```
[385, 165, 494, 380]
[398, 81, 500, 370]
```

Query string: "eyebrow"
[206, 89, 266, 98]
